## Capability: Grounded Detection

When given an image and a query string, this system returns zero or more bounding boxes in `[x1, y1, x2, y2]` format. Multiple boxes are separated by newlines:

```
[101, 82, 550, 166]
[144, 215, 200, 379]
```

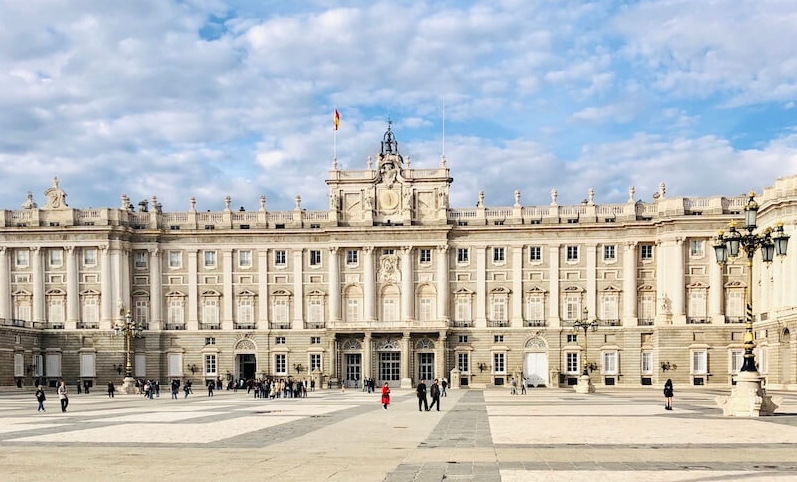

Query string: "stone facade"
[2, 127, 797, 390]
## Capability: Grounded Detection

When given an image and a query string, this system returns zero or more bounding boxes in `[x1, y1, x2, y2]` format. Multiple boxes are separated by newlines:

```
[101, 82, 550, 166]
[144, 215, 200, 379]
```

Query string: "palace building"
[2, 124, 796, 391]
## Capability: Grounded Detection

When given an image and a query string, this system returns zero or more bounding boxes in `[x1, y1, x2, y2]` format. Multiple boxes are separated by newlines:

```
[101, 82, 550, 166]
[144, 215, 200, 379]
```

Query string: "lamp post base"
[715, 370, 782, 417]
[574, 374, 595, 394]
[120, 376, 137, 395]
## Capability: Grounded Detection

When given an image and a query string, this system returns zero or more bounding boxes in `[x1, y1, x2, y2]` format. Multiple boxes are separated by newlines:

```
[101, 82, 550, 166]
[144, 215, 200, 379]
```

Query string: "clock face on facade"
[379, 189, 399, 210]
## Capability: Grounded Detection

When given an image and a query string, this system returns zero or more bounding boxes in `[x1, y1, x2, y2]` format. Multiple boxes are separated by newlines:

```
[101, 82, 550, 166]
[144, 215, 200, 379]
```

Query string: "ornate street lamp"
[572, 307, 598, 393]
[713, 191, 788, 416]
[115, 310, 143, 393]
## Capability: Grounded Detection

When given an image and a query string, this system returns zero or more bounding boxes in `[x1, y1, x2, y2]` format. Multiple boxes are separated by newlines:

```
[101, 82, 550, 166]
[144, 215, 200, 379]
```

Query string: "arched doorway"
[376, 337, 400, 386]
[234, 338, 257, 381]
[523, 336, 549, 387]
[341, 338, 362, 388]
[415, 338, 435, 381]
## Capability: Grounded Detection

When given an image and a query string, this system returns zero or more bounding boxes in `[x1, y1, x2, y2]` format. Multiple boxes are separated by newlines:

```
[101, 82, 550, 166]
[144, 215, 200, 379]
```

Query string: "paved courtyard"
[1, 385, 797, 481]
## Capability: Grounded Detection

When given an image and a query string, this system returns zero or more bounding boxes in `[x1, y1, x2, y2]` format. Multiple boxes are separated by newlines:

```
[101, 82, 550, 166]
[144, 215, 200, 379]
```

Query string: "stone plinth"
[120, 376, 137, 395]
[715, 370, 782, 417]
[574, 374, 595, 394]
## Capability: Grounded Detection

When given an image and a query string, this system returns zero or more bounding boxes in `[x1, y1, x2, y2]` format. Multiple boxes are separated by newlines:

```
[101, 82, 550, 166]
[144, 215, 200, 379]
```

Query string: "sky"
[1, 0, 796, 212]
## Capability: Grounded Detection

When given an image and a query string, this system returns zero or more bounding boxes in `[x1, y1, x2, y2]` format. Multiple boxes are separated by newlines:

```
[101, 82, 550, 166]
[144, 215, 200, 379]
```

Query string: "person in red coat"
[381, 382, 391, 409]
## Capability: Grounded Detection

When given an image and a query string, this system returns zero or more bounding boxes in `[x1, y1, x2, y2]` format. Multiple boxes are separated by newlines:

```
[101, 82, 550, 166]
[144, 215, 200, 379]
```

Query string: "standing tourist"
[664, 379, 674, 410]
[381, 382, 390, 409]
[416, 379, 429, 412]
[58, 381, 69, 412]
[107, 381, 115, 398]
[428, 379, 441, 411]
[36, 385, 46, 412]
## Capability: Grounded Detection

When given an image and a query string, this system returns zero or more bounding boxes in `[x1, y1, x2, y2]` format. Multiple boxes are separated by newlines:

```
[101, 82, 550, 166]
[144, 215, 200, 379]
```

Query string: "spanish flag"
[334, 109, 340, 130]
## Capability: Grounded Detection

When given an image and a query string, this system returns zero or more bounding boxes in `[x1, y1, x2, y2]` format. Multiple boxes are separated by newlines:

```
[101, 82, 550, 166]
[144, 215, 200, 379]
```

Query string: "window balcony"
[686, 317, 710, 324]
[598, 319, 621, 327]
[164, 323, 186, 330]
[269, 322, 290, 329]
[524, 319, 546, 327]
[724, 317, 745, 324]
[234, 323, 256, 330]
[47, 323, 64, 329]
[637, 318, 655, 326]
[487, 320, 509, 328]
[452, 320, 474, 328]
[200, 323, 221, 330]
[304, 322, 326, 329]
[76, 322, 99, 329]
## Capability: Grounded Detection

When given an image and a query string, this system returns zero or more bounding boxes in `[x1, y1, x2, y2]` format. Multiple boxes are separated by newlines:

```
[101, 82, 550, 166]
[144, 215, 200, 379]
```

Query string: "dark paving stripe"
[383, 390, 501, 481]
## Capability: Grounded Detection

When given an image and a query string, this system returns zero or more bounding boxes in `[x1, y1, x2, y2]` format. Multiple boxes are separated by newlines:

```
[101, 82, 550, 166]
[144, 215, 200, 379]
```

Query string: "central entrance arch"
[234, 338, 258, 380]
[523, 336, 549, 387]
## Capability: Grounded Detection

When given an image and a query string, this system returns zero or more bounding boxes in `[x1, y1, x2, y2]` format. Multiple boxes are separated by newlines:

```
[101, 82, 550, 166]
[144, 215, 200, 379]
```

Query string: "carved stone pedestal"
[715, 371, 782, 417]
[120, 376, 137, 395]
[574, 374, 595, 394]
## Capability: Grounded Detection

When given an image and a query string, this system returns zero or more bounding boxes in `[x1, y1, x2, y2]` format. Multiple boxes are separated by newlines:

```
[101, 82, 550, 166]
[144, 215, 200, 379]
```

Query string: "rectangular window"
[419, 297, 433, 321]
[205, 337, 216, 345]
[167, 353, 183, 378]
[457, 248, 469, 263]
[383, 298, 397, 322]
[134, 251, 148, 268]
[83, 298, 99, 325]
[726, 290, 744, 319]
[641, 352, 653, 374]
[308, 298, 323, 324]
[49, 299, 64, 323]
[640, 244, 653, 260]
[15, 250, 29, 268]
[310, 336, 321, 345]
[491, 297, 507, 322]
[346, 299, 360, 322]
[273, 299, 289, 324]
[493, 352, 505, 373]
[567, 334, 578, 343]
[493, 247, 505, 263]
[275, 336, 286, 345]
[167, 299, 184, 324]
[690, 240, 704, 257]
[730, 350, 744, 374]
[692, 350, 707, 374]
[455, 298, 471, 322]
[203, 250, 217, 267]
[603, 245, 616, 261]
[688, 290, 707, 319]
[49, 249, 63, 268]
[493, 334, 504, 343]
[566, 353, 579, 374]
[419, 249, 432, 264]
[383, 249, 394, 256]
[346, 250, 358, 265]
[168, 251, 181, 268]
[309, 250, 322, 266]
[458, 335, 468, 343]
[237, 298, 254, 325]
[83, 248, 97, 266]
[310, 353, 322, 372]
[275, 354, 287, 375]
[275, 250, 287, 266]
[238, 250, 252, 268]
[203, 299, 218, 325]
[602, 352, 618, 374]
[526, 295, 544, 322]
[639, 292, 655, 322]
[80, 352, 96, 378]
[457, 352, 469, 372]
[566, 246, 579, 261]
[205, 354, 217, 375]
[529, 246, 541, 262]
[564, 295, 581, 321]
[600, 293, 619, 322]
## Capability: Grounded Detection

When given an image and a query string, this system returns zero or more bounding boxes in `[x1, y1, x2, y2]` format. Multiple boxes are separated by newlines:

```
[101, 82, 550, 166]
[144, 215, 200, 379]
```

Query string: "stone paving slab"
[1, 387, 797, 481]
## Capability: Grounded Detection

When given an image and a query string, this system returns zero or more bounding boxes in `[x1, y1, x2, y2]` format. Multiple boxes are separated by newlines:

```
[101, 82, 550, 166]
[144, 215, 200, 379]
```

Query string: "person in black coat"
[663, 378, 674, 410]
[416, 380, 429, 411]
[428, 379, 441, 411]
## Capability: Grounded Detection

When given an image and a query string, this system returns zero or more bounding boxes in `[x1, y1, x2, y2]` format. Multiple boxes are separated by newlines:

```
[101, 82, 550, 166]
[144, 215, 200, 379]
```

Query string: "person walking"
[58, 380, 69, 412]
[663, 378, 674, 410]
[416, 379, 429, 411]
[107, 381, 115, 398]
[441, 378, 448, 397]
[36, 385, 46, 412]
[381, 382, 391, 409]
[510, 378, 518, 395]
[207, 380, 215, 397]
[428, 379, 441, 411]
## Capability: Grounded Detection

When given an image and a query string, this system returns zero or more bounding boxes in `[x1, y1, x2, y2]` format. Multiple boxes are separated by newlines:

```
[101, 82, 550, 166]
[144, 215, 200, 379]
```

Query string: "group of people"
[379, 378, 449, 411]
[35, 380, 70, 412]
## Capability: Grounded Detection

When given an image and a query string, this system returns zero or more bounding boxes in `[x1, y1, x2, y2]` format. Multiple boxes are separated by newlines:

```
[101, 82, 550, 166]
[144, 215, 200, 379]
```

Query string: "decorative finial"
[628, 186, 635, 204]
[514, 190, 521, 207]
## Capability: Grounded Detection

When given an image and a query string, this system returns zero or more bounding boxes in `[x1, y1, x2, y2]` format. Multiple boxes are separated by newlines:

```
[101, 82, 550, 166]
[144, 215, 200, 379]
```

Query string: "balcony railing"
[686, 318, 710, 324]
[234, 323, 256, 330]
[199, 323, 221, 330]
[47, 323, 64, 330]
[76, 322, 99, 329]
[725, 317, 745, 324]
[452, 320, 474, 328]
[164, 323, 186, 330]
[638, 319, 655, 326]
[524, 320, 546, 327]
[270, 322, 291, 330]
[487, 320, 509, 328]
[598, 319, 621, 327]
[304, 322, 326, 329]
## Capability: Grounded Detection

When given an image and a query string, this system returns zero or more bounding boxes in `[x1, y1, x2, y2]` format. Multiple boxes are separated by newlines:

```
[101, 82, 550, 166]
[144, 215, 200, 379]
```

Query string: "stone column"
[436, 331, 447, 379]
[100, 246, 113, 328]
[328, 247, 341, 322]
[400, 332, 412, 388]
[401, 247, 414, 322]
[363, 246, 375, 321]
[655, 240, 667, 324]
[709, 253, 724, 323]
[149, 248, 162, 330]
[622, 241, 637, 326]
[548, 244, 560, 327]
[110, 247, 122, 324]
[511, 246, 523, 327]
[258, 250, 269, 328]
[436, 246, 449, 322]
[120, 248, 131, 312]
[0, 247, 8, 320]
[293, 249, 304, 328]
[670, 238, 686, 324]
[31, 248, 44, 324]
[187, 249, 198, 330]
[586, 244, 597, 318]
[363, 332, 372, 380]
[222, 249, 233, 330]
[65, 246, 78, 330]
[475, 246, 487, 327]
